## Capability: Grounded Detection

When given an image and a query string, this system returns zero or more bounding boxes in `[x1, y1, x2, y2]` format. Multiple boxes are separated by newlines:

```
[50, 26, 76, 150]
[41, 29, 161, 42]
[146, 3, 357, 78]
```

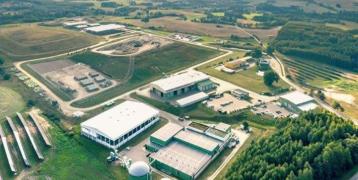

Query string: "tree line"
[225, 111, 358, 180]
[273, 22, 358, 71]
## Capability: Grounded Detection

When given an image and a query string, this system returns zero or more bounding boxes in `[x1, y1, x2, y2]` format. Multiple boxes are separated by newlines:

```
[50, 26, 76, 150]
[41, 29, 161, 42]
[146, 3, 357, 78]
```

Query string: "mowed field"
[70, 42, 222, 107]
[103, 16, 279, 40]
[0, 24, 103, 61]
[0, 86, 25, 121]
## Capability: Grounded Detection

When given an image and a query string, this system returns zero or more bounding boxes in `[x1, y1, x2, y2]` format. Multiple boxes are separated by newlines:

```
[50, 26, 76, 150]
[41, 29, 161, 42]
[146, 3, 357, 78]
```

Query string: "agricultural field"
[70, 42, 222, 107]
[0, 24, 103, 62]
[101, 16, 279, 40]
[197, 51, 290, 95]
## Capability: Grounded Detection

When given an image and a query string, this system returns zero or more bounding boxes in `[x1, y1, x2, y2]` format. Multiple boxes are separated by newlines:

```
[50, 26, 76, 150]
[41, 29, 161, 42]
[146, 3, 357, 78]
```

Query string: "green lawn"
[196, 53, 290, 95]
[0, 86, 26, 121]
[71, 42, 222, 107]
[32, 117, 168, 179]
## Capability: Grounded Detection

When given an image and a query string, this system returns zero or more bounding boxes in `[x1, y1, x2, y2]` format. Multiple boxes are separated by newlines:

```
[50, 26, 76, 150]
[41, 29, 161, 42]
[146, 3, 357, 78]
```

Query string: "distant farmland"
[105, 16, 279, 39]
[70, 42, 223, 107]
[0, 24, 103, 61]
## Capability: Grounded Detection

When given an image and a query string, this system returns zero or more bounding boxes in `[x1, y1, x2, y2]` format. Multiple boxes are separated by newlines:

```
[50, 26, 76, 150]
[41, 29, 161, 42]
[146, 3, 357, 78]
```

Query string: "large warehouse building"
[279, 91, 318, 113]
[81, 101, 159, 149]
[147, 122, 232, 180]
[150, 71, 215, 107]
[85, 24, 126, 35]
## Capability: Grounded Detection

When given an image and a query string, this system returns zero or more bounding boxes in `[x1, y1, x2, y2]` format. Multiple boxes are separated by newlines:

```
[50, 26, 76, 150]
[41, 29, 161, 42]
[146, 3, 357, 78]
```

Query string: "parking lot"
[206, 93, 251, 114]
[251, 102, 292, 118]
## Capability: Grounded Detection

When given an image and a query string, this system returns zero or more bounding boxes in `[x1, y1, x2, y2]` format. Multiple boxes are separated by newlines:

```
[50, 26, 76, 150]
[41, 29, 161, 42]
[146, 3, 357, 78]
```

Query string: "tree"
[266, 45, 274, 55]
[27, 100, 36, 107]
[317, 90, 325, 101]
[297, 162, 314, 180]
[251, 48, 263, 58]
[332, 101, 344, 111]
[0, 57, 4, 65]
[264, 71, 279, 86]
[242, 121, 249, 131]
[3, 73, 11, 80]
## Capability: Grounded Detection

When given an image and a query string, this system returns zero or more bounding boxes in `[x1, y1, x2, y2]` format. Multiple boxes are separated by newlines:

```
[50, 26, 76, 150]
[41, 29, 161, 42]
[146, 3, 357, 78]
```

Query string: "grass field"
[0, 24, 103, 62]
[0, 87, 26, 121]
[70, 42, 222, 107]
[196, 51, 290, 95]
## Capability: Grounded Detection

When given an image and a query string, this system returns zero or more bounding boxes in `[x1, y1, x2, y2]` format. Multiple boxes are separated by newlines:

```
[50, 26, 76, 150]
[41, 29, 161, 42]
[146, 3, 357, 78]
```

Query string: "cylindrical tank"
[128, 161, 151, 180]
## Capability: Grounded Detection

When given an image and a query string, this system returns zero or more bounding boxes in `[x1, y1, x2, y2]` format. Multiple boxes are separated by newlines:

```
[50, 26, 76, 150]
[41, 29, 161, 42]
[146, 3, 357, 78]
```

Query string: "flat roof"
[280, 91, 314, 105]
[150, 142, 211, 176]
[85, 24, 125, 32]
[214, 122, 231, 132]
[151, 123, 183, 143]
[298, 102, 318, 111]
[151, 71, 209, 93]
[176, 92, 208, 107]
[86, 84, 98, 90]
[63, 21, 88, 26]
[81, 101, 159, 140]
[174, 130, 220, 153]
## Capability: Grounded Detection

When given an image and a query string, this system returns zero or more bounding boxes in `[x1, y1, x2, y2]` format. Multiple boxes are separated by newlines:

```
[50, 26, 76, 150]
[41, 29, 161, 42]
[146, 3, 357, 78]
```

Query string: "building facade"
[150, 71, 215, 99]
[81, 101, 160, 149]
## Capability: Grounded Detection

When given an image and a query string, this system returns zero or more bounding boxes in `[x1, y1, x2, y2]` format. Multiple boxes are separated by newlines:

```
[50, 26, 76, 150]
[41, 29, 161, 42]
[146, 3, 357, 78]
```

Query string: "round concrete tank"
[128, 161, 151, 180]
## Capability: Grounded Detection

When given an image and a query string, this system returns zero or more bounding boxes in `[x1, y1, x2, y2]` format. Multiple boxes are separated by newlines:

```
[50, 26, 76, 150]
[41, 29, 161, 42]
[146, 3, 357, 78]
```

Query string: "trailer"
[29, 112, 52, 147]
[17, 112, 44, 160]
[0, 124, 17, 174]
[6, 116, 31, 167]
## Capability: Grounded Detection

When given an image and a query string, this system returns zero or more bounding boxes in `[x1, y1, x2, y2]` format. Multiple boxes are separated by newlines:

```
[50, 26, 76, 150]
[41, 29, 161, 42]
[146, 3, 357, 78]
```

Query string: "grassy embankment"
[70, 42, 223, 107]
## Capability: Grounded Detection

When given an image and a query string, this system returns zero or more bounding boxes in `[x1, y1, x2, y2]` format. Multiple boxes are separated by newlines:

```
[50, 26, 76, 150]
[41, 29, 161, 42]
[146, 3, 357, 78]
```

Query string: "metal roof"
[280, 91, 314, 105]
[150, 123, 183, 143]
[151, 71, 209, 93]
[298, 102, 318, 111]
[85, 24, 125, 32]
[81, 101, 159, 140]
[214, 122, 231, 132]
[174, 130, 220, 153]
[150, 142, 211, 176]
[176, 92, 208, 107]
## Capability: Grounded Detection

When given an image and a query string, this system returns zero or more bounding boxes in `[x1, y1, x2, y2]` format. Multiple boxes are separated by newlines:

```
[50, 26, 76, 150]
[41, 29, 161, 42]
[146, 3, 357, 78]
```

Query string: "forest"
[273, 22, 358, 71]
[0, 0, 93, 24]
[225, 111, 358, 180]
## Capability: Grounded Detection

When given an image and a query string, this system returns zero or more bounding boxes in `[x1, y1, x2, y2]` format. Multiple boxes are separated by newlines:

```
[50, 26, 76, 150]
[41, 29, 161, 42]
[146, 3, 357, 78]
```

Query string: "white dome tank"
[128, 161, 151, 180]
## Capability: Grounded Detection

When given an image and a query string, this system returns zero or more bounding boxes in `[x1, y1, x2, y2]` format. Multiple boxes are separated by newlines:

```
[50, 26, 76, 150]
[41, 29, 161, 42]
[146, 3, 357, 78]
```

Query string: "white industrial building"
[150, 71, 215, 107]
[279, 91, 318, 113]
[85, 24, 125, 34]
[63, 20, 88, 27]
[81, 101, 159, 149]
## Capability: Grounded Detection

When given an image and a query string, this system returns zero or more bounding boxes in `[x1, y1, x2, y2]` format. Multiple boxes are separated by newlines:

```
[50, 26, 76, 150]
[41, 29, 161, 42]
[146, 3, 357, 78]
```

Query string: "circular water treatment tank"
[128, 161, 150, 177]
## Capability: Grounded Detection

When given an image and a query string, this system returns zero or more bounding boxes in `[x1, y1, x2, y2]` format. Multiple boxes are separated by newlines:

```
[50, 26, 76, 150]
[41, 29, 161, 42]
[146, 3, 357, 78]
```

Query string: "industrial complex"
[150, 71, 215, 107]
[147, 122, 233, 180]
[81, 101, 160, 149]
